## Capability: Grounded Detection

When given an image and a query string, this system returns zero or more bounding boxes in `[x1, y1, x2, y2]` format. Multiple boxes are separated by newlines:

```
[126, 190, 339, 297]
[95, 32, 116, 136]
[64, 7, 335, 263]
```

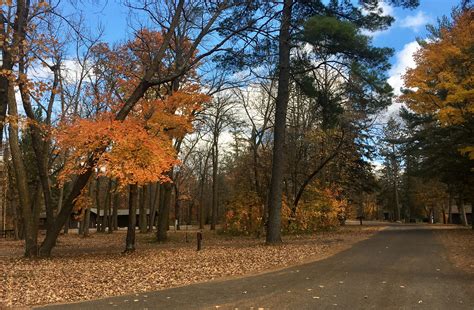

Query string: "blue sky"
[371, 1, 459, 109]
[70, 0, 460, 117]
[76, 1, 460, 50]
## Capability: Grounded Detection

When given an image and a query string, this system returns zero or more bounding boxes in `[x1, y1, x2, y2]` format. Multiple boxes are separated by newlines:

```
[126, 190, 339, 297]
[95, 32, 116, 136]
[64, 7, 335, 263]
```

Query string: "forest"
[0, 0, 472, 261]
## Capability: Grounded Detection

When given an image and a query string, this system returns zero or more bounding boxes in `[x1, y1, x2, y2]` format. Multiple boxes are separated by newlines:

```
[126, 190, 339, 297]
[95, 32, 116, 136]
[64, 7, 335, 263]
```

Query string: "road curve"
[38, 225, 474, 310]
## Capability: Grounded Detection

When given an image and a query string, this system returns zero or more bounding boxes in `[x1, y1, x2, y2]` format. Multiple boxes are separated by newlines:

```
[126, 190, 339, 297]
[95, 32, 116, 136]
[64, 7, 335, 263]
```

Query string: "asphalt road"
[39, 225, 474, 310]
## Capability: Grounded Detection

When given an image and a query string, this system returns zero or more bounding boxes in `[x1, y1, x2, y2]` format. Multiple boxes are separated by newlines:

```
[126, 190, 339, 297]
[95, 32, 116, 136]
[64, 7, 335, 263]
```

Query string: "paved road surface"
[39, 226, 474, 310]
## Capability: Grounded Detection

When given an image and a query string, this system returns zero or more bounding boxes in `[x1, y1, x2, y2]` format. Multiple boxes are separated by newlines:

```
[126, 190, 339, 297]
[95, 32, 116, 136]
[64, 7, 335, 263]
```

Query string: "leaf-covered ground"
[0, 225, 381, 308]
[436, 228, 474, 274]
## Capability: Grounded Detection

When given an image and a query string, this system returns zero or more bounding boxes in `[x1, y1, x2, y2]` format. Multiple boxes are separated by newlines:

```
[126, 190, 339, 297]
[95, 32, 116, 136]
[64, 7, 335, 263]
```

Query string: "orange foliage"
[56, 29, 211, 187]
[72, 188, 93, 221]
[56, 113, 179, 186]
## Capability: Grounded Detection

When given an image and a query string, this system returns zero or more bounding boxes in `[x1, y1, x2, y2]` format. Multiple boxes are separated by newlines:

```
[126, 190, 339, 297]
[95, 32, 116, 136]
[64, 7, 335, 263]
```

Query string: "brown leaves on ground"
[0, 226, 380, 308]
[436, 228, 474, 274]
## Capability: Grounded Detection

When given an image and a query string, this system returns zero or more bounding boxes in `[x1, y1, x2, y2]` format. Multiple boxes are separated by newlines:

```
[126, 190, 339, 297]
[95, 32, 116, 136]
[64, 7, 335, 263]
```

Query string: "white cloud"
[388, 40, 420, 96]
[377, 41, 420, 121]
[399, 11, 431, 32]
[379, 1, 394, 16]
[61, 59, 95, 84]
[28, 59, 94, 83]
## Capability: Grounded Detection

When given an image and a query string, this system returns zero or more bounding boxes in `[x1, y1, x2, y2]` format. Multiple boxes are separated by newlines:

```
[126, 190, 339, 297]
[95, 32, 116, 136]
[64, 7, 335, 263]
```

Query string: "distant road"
[40, 225, 474, 309]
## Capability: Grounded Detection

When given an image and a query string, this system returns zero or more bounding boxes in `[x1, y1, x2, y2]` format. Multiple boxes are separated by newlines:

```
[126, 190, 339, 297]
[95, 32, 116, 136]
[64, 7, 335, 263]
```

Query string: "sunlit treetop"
[400, 9, 473, 126]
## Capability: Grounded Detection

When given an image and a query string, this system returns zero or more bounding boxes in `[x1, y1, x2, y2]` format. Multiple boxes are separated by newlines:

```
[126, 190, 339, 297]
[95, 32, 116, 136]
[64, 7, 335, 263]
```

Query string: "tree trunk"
[139, 185, 148, 233]
[199, 152, 210, 230]
[112, 191, 119, 230]
[79, 213, 85, 235]
[7, 83, 37, 257]
[199, 179, 205, 230]
[148, 183, 159, 232]
[266, 0, 292, 244]
[103, 179, 112, 232]
[457, 194, 468, 226]
[157, 183, 172, 242]
[106, 179, 114, 234]
[448, 191, 453, 224]
[394, 182, 401, 222]
[83, 207, 91, 236]
[175, 190, 181, 230]
[61, 182, 70, 234]
[125, 184, 138, 252]
[39, 167, 94, 256]
[96, 177, 102, 232]
[211, 137, 219, 230]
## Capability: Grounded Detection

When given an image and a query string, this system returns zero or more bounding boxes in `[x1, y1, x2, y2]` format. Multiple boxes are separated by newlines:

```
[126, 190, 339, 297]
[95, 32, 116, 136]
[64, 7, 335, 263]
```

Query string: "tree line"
[3, 0, 472, 259]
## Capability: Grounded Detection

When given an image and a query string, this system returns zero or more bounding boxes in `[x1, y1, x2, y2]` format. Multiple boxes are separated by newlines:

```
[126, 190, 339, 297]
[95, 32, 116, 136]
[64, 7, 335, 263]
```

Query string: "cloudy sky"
[75, 0, 460, 120]
[369, 0, 459, 118]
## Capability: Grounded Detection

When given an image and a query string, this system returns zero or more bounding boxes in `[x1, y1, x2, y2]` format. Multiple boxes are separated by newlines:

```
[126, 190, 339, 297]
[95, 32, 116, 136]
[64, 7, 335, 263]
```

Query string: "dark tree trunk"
[157, 183, 172, 242]
[139, 185, 148, 233]
[175, 196, 181, 230]
[7, 83, 37, 257]
[211, 141, 218, 230]
[199, 152, 210, 230]
[96, 177, 103, 232]
[448, 191, 453, 224]
[148, 183, 159, 232]
[112, 191, 119, 230]
[39, 168, 94, 256]
[83, 208, 91, 236]
[107, 180, 114, 233]
[125, 184, 138, 252]
[266, 0, 292, 244]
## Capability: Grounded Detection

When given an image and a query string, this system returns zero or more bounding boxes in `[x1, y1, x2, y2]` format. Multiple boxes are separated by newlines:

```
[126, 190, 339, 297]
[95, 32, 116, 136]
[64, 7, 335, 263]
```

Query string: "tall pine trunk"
[266, 0, 292, 244]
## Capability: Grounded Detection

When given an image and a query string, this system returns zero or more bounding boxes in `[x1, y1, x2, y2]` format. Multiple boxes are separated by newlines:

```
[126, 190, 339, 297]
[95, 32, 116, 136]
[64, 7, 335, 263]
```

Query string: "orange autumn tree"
[400, 8, 473, 158]
[56, 30, 210, 251]
[57, 29, 209, 185]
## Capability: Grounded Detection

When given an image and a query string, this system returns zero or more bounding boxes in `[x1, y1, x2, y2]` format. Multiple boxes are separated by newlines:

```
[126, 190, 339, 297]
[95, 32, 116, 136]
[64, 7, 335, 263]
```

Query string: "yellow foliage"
[222, 191, 263, 235]
[283, 186, 346, 233]
[460, 146, 474, 160]
[400, 9, 473, 159]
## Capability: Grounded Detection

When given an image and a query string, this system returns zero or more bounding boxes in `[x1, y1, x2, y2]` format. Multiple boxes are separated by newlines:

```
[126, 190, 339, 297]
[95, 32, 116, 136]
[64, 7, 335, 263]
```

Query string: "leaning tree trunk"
[125, 184, 138, 252]
[266, 0, 292, 244]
